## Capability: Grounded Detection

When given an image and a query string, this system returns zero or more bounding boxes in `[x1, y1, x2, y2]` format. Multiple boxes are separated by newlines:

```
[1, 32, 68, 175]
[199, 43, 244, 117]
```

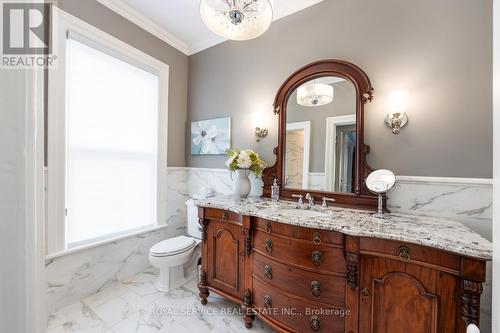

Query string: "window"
[47, 12, 168, 254]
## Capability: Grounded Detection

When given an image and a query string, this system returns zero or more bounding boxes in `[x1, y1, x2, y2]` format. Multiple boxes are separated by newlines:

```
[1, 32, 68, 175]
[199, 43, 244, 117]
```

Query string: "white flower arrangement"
[225, 148, 267, 177]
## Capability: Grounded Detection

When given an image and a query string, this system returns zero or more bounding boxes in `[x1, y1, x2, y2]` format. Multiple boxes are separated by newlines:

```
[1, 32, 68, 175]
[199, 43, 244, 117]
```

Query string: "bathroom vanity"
[195, 198, 491, 333]
[196, 60, 492, 332]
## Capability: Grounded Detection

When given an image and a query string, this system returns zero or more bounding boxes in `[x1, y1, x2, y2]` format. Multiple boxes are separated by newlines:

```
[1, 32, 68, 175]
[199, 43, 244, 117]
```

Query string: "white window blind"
[65, 35, 160, 248]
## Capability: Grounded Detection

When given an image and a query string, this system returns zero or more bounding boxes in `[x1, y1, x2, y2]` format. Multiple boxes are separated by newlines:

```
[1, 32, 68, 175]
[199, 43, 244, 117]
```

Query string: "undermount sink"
[279, 208, 330, 218]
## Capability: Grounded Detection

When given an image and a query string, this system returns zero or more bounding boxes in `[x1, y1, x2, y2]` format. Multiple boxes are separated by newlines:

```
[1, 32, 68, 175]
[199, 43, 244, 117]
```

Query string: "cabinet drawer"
[253, 252, 345, 306]
[253, 230, 346, 274]
[360, 238, 461, 273]
[253, 277, 345, 333]
[254, 218, 343, 245]
[203, 208, 242, 225]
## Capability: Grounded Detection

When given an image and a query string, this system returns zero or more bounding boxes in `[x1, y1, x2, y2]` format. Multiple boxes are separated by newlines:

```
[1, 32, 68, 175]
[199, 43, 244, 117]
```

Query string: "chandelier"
[200, 0, 273, 41]
[297, 83, 334, 107]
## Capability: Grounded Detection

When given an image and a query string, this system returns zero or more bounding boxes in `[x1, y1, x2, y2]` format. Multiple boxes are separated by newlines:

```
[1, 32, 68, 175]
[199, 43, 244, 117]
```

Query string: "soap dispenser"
[271, 179, 280, 202]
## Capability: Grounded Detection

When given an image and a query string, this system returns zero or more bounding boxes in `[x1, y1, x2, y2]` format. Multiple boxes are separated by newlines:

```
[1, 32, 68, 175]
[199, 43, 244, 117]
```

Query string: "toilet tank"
[185, 199, 202, 239]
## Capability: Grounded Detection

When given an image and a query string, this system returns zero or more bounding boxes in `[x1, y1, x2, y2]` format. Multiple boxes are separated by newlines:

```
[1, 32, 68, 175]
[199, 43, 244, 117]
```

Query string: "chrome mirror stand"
[365, 169, 396, 219]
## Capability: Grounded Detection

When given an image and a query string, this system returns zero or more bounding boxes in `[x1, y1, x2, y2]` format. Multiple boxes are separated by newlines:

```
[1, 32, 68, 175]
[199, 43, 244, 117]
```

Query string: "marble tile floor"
[47, 267, 274, 333]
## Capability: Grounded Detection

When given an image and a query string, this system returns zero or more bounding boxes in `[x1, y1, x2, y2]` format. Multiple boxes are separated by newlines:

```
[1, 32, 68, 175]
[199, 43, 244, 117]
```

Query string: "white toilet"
[149, 199, 201, 292]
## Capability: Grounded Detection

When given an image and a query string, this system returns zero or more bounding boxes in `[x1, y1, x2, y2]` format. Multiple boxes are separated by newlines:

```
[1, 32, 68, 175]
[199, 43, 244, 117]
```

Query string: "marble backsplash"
[184, 167, 492, 235]
[184, 168, 492, 237]
[388, 176, 492, 240]
[46, 167, 493, 331]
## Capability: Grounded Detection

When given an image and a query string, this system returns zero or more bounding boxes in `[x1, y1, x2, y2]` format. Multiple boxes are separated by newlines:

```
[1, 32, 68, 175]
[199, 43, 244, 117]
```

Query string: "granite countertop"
[194, 196, 492, 260]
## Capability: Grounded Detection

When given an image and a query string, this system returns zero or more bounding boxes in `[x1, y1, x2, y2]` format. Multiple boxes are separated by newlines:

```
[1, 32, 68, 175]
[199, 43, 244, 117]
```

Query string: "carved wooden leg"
[198, 269, 209, 305]
[461, 279, 483, 327]
[346, 252, 360, 290]
[242, 289, 255, 329]
[243, 228, 252, 257]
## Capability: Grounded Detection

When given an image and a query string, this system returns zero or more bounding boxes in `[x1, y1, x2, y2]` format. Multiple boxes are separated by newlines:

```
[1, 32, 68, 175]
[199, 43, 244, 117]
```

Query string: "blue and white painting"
[191, 117, 231, 155]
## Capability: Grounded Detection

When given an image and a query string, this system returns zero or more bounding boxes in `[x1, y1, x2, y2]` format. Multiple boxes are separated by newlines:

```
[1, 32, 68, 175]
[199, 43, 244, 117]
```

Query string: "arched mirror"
[263, 59, 382, 209]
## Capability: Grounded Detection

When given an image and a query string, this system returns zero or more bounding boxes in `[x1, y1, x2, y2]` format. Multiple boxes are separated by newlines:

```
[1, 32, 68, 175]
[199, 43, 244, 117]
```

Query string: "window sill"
[46, 224, 168, 260]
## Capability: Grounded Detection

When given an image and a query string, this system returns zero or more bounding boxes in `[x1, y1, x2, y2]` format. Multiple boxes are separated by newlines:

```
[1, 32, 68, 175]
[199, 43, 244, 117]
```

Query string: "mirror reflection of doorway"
[284, 121, 311, 189]
[324, 115, 356, 192]
[336, 125, 356, 192]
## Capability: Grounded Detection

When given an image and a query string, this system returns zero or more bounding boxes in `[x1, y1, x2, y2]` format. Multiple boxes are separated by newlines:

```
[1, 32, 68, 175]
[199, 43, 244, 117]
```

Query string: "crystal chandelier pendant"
[297, 83, 334, 107]
[200, 0, 273, 41]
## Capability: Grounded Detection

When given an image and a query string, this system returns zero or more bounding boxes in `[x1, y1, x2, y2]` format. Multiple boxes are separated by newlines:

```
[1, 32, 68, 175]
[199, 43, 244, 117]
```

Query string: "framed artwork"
[191, 117, 231, 155]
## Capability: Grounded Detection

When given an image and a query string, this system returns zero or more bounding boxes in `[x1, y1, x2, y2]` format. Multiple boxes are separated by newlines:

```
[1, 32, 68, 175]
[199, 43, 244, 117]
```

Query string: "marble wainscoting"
[185, 168, 493, 235]
[46, 168, 189, 314]
[185, 167, 264, 198]
[388, 176, 492, 240]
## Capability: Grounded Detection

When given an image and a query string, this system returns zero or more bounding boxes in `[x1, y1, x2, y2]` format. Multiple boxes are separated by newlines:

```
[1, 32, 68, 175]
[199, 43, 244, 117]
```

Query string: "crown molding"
[190, 35, 227, 55]
[95, 0, 191, 55]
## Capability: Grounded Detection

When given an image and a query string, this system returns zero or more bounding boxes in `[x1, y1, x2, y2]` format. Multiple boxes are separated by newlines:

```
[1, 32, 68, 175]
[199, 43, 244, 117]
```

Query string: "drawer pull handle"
[221, 212, 228, 221]
[264, 239, 273, 254]
[264, 265, 273, 280]
[311, 281, 321, 297]
[265, 222, 271, 234]
[398, 246, 411, 261]
[312, 232, 321, 245]
[264, 295, 272, 309]
[361, 288, 370, 297]
[311, 250, 322, 266]
[310, 315, 320, 331]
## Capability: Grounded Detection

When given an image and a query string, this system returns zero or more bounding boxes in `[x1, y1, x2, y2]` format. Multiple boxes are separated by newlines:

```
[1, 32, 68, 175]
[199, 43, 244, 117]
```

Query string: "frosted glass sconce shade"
[385, 90, 409, 134]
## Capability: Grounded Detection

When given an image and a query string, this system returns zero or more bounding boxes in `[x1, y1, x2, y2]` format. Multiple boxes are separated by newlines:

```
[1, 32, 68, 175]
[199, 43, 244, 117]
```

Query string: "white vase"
[233, 169, 251, 200]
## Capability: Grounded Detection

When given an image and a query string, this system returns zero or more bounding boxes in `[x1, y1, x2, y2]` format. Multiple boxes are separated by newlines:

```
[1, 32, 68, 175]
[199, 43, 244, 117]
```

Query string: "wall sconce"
[255, 127, 268, 142]
[252, 112, 269, 142]
[385, 91, 409, 134]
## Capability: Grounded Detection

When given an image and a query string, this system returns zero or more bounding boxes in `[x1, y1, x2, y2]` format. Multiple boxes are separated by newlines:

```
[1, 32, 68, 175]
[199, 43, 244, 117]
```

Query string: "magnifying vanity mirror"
[365, 169, 396, 218]
[263, 59, 383, 209]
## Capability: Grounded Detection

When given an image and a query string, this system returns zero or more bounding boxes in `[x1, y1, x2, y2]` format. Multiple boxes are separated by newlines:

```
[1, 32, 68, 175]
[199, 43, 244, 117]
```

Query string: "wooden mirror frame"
[262, 59, 382, 209]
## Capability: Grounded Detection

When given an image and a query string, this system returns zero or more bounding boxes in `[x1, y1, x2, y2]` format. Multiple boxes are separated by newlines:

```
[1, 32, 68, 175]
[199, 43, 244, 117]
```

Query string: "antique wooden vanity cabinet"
[197, 207, 486, 333]
[196, 60, 489, 332]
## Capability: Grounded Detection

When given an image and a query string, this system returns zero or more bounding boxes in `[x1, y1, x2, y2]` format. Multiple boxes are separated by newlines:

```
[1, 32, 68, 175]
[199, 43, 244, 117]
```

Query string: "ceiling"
[96, 0, 324, 55]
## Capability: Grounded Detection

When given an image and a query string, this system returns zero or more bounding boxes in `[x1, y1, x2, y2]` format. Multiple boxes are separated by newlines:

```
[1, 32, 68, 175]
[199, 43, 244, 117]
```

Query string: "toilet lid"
[150, 236, 196, 256]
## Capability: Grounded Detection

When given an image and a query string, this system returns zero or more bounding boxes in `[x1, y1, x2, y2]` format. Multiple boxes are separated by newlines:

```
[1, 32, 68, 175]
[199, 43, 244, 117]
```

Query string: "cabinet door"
[206, 220, 244, 299]
[359, 256, 459, 333]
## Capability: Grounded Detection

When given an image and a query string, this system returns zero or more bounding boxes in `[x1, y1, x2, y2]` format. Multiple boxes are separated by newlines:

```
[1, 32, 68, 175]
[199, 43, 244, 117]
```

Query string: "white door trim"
[324, 115, 356, 191]
[286, 121, 311, 189]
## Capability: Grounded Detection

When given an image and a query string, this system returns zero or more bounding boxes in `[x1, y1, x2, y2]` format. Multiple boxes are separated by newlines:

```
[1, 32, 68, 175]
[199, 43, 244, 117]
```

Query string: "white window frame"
[47, 9, 169, 255]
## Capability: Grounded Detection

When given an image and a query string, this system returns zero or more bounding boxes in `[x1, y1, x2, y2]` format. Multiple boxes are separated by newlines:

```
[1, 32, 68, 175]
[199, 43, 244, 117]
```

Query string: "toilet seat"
[150, 236, 196, 257]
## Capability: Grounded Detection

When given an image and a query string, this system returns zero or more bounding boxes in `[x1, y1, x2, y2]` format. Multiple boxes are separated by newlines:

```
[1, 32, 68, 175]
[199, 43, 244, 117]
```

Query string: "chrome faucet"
[305, 193, 314, 208]
[321, 197, 336, 211]
[291, 194, 304, 207]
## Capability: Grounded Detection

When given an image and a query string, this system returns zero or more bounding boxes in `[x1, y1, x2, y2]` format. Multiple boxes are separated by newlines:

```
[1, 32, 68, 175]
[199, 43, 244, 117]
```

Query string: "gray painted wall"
[58, 0, 188, 167]
[188, 0, 493, 178]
